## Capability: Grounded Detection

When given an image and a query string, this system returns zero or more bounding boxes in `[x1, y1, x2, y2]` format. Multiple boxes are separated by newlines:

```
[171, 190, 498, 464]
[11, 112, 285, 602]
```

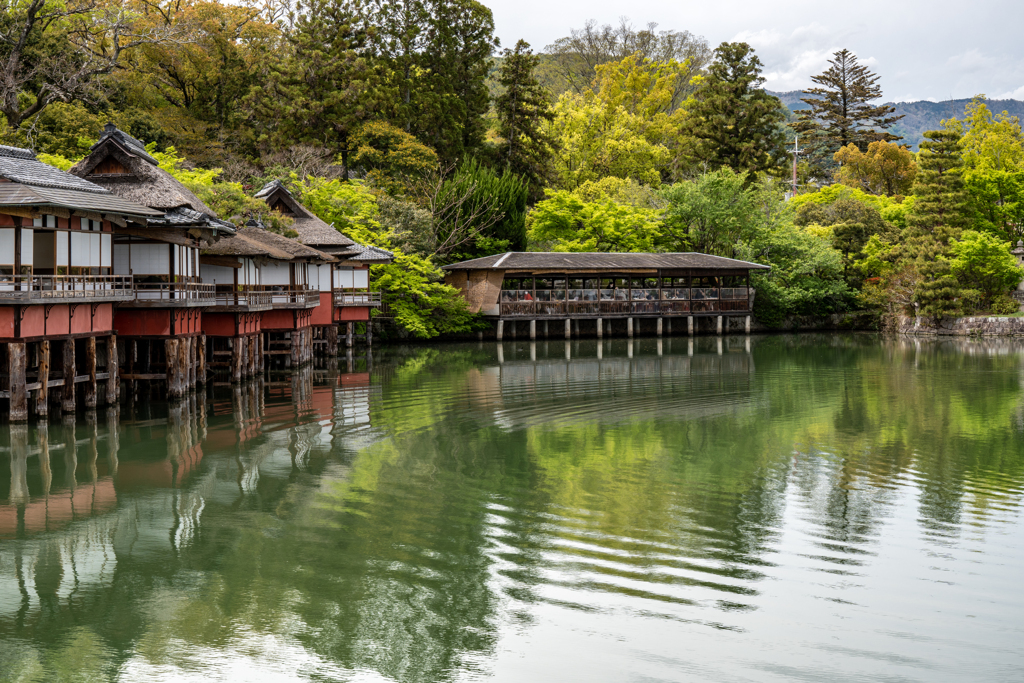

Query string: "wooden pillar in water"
[327, 325, 339, 356]
[62, 338, 76, 413]
[716, 315, 723, 335]
[529, 320, 536, 340]
[496, 320, 503, 341]
[197, 335, 206, 384]
[83, 336, 97, 409]
[687, 316, 694, 337]
[627, 317, 634, 338]
[657, 318, 663, 337]
[597, 318, 603, 339]
[258, 333, 265, 373]
[166, 338, 182, 397]
[544, 321, 549, 338]
[745, 315, 751, 334]
[188, 337, 197, 389]
[250, 335, 259, 376]
[8, 342, 27, 421]
[366, 321, 373, 347]
[564, 319, 571, 340]
[105, 335, 118, 405]
[346, 322, 354, 348]
[36, 340, 50, 418]
[231, 337, 243, 383]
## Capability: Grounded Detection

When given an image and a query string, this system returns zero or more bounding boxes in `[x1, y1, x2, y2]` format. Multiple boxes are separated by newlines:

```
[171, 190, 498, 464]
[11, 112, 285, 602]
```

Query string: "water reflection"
[0, 336, 1023, 682]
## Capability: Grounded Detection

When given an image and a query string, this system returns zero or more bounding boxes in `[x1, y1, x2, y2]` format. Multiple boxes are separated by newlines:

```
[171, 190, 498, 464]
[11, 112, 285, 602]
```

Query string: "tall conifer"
[905, 129, 969, 317]
[683, 42, 787, 176]
[494, 40, 554, 201]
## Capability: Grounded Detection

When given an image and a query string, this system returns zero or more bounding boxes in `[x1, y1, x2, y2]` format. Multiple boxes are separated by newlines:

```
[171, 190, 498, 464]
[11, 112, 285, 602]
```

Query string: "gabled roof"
[241, 222, 335, 262]
[69, 124, 230, 231]
[202, 230, 295, 260]
[254, 180, 356, 248]
[0, 144, 161, 218]
[344, 244, 394, 263]
[442, 252, 771, 271]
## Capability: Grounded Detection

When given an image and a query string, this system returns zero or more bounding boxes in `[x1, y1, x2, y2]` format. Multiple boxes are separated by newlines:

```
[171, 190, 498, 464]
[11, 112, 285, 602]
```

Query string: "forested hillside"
[772, 91, 1024, 149]
[4, 3, 1023, 337]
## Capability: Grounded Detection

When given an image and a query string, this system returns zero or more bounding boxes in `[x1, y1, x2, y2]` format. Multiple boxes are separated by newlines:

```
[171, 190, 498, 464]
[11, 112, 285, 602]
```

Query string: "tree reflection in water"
[0, 337, 1023, 682]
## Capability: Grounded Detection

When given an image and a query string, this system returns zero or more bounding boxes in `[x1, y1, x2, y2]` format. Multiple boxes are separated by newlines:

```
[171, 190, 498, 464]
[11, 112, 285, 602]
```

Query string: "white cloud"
[996, 84, 1024, 100]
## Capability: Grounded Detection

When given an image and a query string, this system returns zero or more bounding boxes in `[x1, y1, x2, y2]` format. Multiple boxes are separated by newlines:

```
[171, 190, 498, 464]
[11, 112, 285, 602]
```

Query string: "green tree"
[794, 49, 902, 176]
[682, 42, 787, 176]
[413, 0, 497, 165]
[494, 39, 555, 201]
[527, 178, 663, 252]
[350, 120, 438, 196]
[257, 0, 379, 178]
[833, 140, 917, 196]
[905, 129, 969, 317]
[949, 230, 1024, 308]
[660, 168, 756, 255]
[367, 0, 431, 133]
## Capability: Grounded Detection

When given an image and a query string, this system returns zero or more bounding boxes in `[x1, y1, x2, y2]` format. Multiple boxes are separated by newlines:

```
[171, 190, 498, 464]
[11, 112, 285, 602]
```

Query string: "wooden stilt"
[36, 340, 50, 417]
[8, 342, 27, 421]
[346, 322, 354, 348]
[529, 320, 536, 340]
[106, 335, 118, 404]
[597, 318, 603, 338]
[688, 316, 694, 337]
[197, 335, 206, 384]
[166, 338, 182, 397]
[657, 318, 663, 337]
[745, 315, 751, 334]
[187, 336, 196, 389]
[83, 336, 97, 409]
[496, 320, 504, 341]
[564, 319, 570, 339]
[716, 315, 723, 335]
[627, 317, 634, 338]
[62, 338, 76, 413]
[327, 325, 339, 356]
[249, 335, 258, 377]
[231, 337, 243, 383]
[258, 333, 265, 373]
[366, 321, 373, 347]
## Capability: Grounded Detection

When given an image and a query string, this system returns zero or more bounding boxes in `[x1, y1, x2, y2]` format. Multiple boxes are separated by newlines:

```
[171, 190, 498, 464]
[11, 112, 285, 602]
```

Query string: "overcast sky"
[484, 0, 1024, 103]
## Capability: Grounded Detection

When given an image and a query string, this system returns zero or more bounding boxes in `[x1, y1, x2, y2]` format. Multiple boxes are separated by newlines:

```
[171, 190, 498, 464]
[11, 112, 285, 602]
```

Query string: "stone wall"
[897, 315, 1024, 336]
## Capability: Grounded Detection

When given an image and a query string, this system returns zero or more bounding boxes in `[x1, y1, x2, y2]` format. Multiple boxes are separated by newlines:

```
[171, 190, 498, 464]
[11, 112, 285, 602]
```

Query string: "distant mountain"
[768, 91, 1024, 149]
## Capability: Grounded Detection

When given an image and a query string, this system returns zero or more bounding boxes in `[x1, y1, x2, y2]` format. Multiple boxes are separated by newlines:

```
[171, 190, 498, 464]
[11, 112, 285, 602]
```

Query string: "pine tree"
[367, 0, 431, 133]
[259, 0, 380, 179]
[683, 42, 787, 176]
[494, 40, 555, 202]
[414, 0, 497, 165]
[794, 49, 903, 175]
[905, 129, 969, 318]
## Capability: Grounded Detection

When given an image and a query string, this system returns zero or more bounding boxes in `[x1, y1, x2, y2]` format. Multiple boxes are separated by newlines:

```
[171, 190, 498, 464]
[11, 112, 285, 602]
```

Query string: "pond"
[0, 335, 1022, 682]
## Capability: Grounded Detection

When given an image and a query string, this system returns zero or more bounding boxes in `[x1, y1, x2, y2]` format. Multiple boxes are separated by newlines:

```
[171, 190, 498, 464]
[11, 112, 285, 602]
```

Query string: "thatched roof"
[0, 144, 160, 219]
[443, 252, 771, 272]
[254, 180, 357, 249]
[242, 222, 335, 262]
[69, 125, 229, 230]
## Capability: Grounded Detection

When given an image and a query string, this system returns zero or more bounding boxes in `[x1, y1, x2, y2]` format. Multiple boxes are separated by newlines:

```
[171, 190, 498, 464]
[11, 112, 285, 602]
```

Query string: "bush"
[990, 295, 1021, 315]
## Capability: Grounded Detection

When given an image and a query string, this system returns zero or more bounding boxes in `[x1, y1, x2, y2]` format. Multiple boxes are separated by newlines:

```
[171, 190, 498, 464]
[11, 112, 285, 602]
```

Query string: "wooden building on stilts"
[0, 143, 160, 421]
[70, 125, 234, 398]
[252, 181, 392, 355]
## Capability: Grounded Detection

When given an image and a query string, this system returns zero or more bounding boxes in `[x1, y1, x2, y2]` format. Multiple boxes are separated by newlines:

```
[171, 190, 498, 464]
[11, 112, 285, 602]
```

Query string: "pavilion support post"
[8, 342, 27, 422]
[529, 320, 536, 340]
[657, 318, 663, 337]
[251, 334, 259, 376]
[745, 315, 751, 334]
[667, 318, 672, 336]
[688, 316, 694, 337]
[166, 339, 182, 398]
[346, 322, 354, 348]
[627, 318, 634, 338]
[180, 337, 189, 391]
[36, 340, 50, 418]
[197, 335, 206, 384]
[327, 325, 339, 356]
[511, 321, 517, 339]
[564, 319, 571, 340]
[544, 321, 549, 338]
[366, 321, 373, 347]
[496, 320, 504, 341]
[84, 336, 97, 409]
[573, 319, 579, 338]
[717, 316, 723, 336]
[62, 338, 76, 413]
[596, 318, 603, 338]
[258, 334, 265, 373]
[105, 335, 117, 405]
[188, 337, 197, 389]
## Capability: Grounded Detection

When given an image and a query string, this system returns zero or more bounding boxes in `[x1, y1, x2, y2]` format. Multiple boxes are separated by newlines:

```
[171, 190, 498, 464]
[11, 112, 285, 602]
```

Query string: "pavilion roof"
[442, 252, 770, 272]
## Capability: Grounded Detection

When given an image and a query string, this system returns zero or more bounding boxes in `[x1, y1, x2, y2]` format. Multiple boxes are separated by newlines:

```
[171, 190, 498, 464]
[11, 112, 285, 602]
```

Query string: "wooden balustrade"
[0, 275, 134, 301]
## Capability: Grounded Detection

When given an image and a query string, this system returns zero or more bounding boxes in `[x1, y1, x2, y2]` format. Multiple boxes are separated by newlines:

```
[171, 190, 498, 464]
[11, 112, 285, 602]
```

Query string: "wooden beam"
[106, 334, 118, 404]
[166, 338, 182, 397]
[197, 334, 206, 384]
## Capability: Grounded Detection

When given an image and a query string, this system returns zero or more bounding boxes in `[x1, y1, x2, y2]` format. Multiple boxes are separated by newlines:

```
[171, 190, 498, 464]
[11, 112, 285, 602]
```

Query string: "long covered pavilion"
[443, 252, 770, 338]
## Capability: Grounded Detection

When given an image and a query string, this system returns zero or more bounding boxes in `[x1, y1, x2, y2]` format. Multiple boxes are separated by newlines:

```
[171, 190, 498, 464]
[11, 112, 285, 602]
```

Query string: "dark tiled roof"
[0, 144, 112, 195]
[346, 244, 393, 263]
[150, 206, 234, 230]
[442, 252, 771, 271]
[0, 183, 163, 218]
[90, 123, 158, 165]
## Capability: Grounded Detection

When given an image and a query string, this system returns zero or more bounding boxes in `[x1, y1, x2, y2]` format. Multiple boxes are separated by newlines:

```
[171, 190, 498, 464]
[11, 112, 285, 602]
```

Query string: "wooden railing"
[333, 290, 383, 307]
[498, 288, 751, 317]
[213, 285, 274, 310]
[133, 279, 215, 305]
[0, 275, 134, 301]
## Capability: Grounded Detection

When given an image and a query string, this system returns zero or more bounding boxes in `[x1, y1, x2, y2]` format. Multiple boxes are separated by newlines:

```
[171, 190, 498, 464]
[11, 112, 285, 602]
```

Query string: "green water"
[0, 335, 1022, 682]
